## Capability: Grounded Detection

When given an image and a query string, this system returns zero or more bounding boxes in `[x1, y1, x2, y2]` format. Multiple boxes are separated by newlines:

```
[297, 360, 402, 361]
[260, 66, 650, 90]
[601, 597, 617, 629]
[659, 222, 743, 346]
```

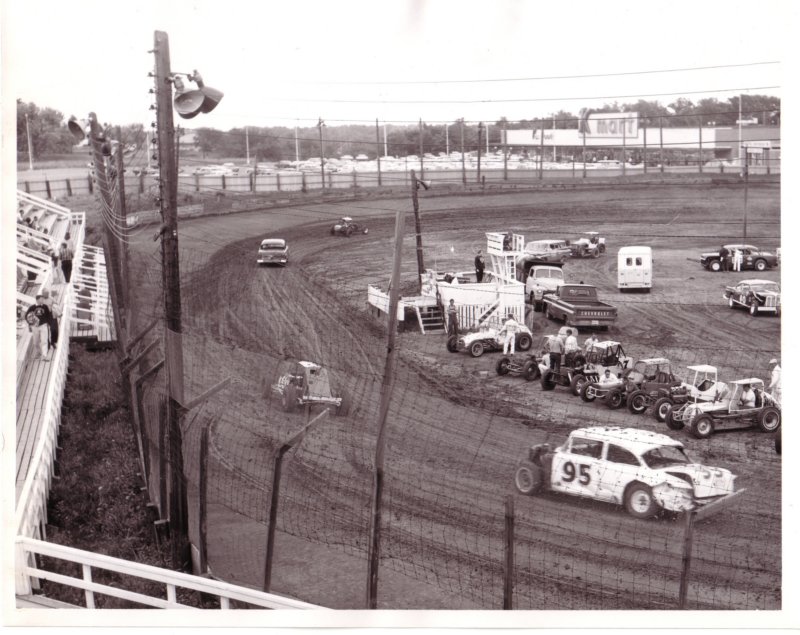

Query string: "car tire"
[758, 406, 781, 432]
[754, 259, 767, 272]
[540, 370, 556, 391]
[749, 300, 759, 316]
[580, 383, 597, 402]
[514, 461, 544, 495]
[591, 247, 600, 258]
[624, 483, 659, 519]
[446, 335, 459, 353]
[709, 260, 721, 272]
[523, 360, 539, 381]
[570, 373, 588, 396]
[627, 390, 649, 414]
[665, 407, 685, 430]
[690, 414, 715, 439]
[363, 228, 369, 234]
[653, 397, 674, 422]
[517, 333, 533, 351]
[345, 227, 353, 237]
[469, 341, 485, 358]
[330, 227, 336, 235]
[282, 384, 297, 413]
[606, 389, 625, 409]
[599, 243, 606, 254]
[335, 392, 350, 417]
[728, 296, 735, 308]
[496, 357, 510, 376]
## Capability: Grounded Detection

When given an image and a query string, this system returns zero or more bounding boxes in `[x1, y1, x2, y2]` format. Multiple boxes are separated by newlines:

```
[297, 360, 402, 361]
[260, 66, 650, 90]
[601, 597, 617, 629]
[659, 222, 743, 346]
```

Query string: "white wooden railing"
[16, 537, 325, 609]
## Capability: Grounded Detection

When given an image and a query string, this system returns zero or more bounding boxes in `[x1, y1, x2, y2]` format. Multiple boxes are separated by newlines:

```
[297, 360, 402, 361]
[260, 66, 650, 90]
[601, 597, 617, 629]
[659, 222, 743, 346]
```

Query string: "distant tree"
[16, 99, 75, 157]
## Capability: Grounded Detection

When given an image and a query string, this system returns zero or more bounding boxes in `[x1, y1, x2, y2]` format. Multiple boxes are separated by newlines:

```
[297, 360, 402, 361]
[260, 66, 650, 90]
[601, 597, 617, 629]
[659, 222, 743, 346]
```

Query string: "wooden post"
[503, 495, 515, 610]
[678, 510, 696, 609]
[502, 120, 508, 181]
[116, 125, 130, 325]
[476, 122, 483, 183]
[199, 424, 209, 573]
[418, 118, 424, 180]
[45, 179, 51, 199]
[366, 205, 407, 609]
[66, 179, 73, 197]
[410, 170, 425, 292]
[376, 118, 382, 186]
[643, 119, 648, 174]
[659, 116, 664, 174]
[317, 118, 325, 190]
[539, 122, 545, 179]
[194, 173, 200, 192]
[622, 115, 627, 177]
[158, 396, 168, 520]
[698, 118, 703, 174]
[460, 119, 466, 186]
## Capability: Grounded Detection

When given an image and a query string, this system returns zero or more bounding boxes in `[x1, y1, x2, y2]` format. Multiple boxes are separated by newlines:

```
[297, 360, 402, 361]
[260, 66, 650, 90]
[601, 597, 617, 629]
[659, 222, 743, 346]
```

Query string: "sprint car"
[270, 360, 349, 415]
[330, 216, 369, 236]
[513, 426, 741, 519]
[567, 232, 606, 258]
[649, 365, 727, 422]
[579, 357, 678, 409]
[450, 324, 533, 358]
[665, 378, 780, 439]
[723, 279, 781, 316]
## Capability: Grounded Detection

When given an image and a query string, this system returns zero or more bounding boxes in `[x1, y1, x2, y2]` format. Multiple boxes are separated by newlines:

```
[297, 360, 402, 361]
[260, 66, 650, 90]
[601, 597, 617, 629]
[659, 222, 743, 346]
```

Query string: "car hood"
[658, 464, 736, 498]
[753, 290, 780, 298]
[530, 279, 563, 290]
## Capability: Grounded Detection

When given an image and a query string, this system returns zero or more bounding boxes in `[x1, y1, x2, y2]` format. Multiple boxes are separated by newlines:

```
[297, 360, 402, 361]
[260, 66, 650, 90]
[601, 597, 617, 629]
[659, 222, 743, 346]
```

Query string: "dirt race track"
[148, 182, 781, 610]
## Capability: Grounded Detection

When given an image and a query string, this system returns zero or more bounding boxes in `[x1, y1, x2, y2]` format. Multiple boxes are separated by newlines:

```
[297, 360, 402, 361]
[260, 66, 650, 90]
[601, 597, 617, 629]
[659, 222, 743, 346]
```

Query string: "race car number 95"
[562, 461, 591, 485]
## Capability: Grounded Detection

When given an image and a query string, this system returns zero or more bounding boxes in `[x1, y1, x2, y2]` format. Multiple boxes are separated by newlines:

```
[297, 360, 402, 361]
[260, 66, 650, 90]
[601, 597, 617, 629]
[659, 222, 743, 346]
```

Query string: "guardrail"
[16, 536, 325, 609]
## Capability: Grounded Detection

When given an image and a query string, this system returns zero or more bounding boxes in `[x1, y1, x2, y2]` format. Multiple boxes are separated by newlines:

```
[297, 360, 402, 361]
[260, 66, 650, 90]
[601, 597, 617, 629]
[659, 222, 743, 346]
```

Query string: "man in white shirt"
[599, 369, 617, 385]
[584, 333, 598, 352]
[768, 359, 781, 405]
[499, 314, 520, 355]
[739, 384, 756, 408]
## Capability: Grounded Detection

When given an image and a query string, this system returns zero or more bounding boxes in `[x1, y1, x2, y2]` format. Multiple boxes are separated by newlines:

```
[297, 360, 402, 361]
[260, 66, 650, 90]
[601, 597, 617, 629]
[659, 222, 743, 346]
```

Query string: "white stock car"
[514, 426, 741, 519]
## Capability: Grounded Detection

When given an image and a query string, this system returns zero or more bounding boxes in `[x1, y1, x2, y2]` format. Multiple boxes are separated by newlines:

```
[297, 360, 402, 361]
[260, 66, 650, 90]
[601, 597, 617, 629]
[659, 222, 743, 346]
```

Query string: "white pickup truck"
[524, 264, 564, 311]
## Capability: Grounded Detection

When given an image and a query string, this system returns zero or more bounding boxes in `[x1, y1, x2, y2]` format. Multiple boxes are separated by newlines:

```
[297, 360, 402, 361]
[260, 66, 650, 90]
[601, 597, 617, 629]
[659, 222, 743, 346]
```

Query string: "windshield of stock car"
[642, 445, 691, 468]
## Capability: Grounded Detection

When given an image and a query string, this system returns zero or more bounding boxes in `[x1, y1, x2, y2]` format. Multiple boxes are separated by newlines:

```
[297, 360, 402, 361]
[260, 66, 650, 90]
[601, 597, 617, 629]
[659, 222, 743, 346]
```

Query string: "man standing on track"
[474, 249, 485, 283]
[768, 358, 781, 405]
[499, 313, 520, 355]
[549, 332, 564, 372]
[25, 295, 54, 361]
[719, 244, 730, 272]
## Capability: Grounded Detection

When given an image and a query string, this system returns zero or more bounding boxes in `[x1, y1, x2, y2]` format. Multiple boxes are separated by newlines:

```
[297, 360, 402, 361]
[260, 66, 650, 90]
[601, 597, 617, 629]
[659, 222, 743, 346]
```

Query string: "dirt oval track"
[175, 183, 781, 610]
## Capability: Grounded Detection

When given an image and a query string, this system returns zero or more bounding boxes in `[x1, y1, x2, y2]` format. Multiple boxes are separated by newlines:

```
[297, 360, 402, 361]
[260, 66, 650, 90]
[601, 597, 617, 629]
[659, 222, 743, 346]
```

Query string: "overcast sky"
[3, 0, 793, 130]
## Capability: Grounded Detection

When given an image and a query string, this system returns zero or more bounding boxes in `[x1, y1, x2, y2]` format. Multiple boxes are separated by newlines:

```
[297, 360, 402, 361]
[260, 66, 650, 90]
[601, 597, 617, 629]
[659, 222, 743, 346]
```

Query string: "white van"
[618, 246, 652, 291]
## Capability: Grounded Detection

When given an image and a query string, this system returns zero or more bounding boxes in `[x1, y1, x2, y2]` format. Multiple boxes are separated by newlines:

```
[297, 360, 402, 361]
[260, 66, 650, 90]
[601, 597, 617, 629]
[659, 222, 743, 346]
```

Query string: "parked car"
[257, 238, 289, 266]
[700, 244, 779, 272]
[330, 216, 369, 236]
[723, 279, 781, 316]
[517, 239, 571, 269]
[523, 264, 565, 311]
[451, 323, 534, 358]
[270, 361, 349, 415]
[665, 378, 780, 439]
[513, 426, 741, 519]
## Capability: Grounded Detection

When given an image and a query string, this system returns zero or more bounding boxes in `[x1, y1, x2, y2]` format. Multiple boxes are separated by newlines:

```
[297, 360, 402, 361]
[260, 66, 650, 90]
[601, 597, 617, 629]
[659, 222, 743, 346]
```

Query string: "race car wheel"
[754, 259, 767, 272]
[580, 383, 597, 402]
[335, 392, 350, 417]
[330, 227, 336, 235]
[591, 247, 600, 258]
[446, 335, 459, 353]
[690, 415, 715, 439]
[728, 296, 735, 308]
[282, 384, 297, 413]
[627, 390, 649, 414]
[599, 243, 606, 254]
[606, 389, 625, 409]
[709, 260, 721, 272]
[363, 228, 369, 234]
[517, 333, 533, 351]
[496, 358, 510, 376]
[514, 461, 544, 495]
[624, 483, 659, 519]
[653, 397, 674, 422]
[749, 300, 759, 316]
[540, 370, 556, 391]
[570, 373, 588, 396]
[758, 407, 781, 432]
[665, 408, 685, 430]
[523, 361, 539, 381]
[469, 341, 485, 358]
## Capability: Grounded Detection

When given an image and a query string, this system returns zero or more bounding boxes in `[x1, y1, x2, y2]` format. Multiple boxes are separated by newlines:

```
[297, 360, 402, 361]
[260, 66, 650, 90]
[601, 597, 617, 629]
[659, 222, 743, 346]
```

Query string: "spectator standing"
[41, 289, 60, 352]
[25, 295, 54, 361]
[584, 333, 599, 352]
[732, 248, 743, 272]
[549, 333, 564, 372]
[446, 299, 459, 338]
[474, 249, 485, 283]
[499, 313, 520, 355]
[564, 328, 579, 365]
[719, 245, 730, 272]
[768, 358, 781, 405]
[49, 243, 62, 284]
[60, 241, 74, 283]
[503, 232, 513, 251]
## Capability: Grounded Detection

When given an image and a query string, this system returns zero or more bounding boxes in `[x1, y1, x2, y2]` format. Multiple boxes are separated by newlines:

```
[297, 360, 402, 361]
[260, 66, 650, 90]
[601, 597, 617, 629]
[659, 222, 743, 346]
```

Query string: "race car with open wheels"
[513, 426, 742, 519]
[496, 355, 539, 381]
[580, 357, 676, 410]
[578, 340, 631, 391]
[450, 323, 534, 358]
[566, 231, 606, 258]
[270, 360, 350, 416]
[664, 378, 780, 439]
[537, 343, 589, 395]
[330, 216, 369, 236]
[648, 365, 728, 422]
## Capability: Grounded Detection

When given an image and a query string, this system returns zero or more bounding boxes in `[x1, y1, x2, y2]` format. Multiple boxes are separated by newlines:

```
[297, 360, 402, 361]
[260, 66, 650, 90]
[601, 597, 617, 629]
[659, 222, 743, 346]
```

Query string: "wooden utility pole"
[115, 125, 130, 326]
[366, 205, 407, 609]
[476, 122, 483, 183]
[376, 119, 382, 186]
[154, 30, 189, 570]
[410, 169, 425, 291]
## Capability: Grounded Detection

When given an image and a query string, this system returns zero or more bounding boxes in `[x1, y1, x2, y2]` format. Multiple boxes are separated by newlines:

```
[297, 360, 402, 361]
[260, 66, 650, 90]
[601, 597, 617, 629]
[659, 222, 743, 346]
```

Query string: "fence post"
[199, 423, 209, 573]
[276, 173, 281, 192]
[678, 510, 696, 608]
[194, 173, 200, 192]
[221, 174, 226, 191]
[87, 175, 93, 194]
[24, 181, 31, 194]
[66, 179, 73, 197]
[140, 172, 145, 194]
[301, 172, 307, 193]
[45, 179, 52, 199]
[504, 494, 515, 609]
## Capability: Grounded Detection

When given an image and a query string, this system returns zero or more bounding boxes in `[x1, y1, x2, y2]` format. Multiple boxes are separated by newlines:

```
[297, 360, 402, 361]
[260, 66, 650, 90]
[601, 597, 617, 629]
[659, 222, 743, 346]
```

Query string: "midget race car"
[450, 323, 533, 357]
[723, 279, 781, 316]
[665, 378, 780, 439]
[579, 357, 678, 409]
[513, 426, 742, 519]
[270, 360, 349, 416]
[567, 232, 606, 258]
[330, 216, 369, 236]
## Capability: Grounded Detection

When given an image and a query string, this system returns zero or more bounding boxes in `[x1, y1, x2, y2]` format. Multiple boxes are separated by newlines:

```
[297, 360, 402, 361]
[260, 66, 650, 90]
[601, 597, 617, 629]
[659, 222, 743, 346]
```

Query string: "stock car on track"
[665, 378, 780, 439]
[330, 216, 369, 236]
[513, 426, 741, 519]
[723, 279, 781, 316]
[700, 244, 779, 272]
[256, 238, 289, 266]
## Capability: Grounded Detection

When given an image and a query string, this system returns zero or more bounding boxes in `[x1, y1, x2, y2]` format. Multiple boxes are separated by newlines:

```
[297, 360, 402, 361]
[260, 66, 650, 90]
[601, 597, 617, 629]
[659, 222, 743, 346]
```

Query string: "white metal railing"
[18, 190, 73, 217]
[16, 537, 325, 609]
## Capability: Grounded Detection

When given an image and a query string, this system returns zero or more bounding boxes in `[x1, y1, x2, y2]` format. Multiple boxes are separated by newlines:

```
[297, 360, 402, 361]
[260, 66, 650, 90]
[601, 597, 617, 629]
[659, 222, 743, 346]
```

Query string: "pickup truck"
[542, 284, 617, 328]
[524, 264, 564, 311]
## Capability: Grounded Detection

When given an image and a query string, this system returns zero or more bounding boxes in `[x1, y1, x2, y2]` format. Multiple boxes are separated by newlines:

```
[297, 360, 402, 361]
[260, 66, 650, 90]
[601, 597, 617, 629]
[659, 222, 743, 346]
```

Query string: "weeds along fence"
[109, 203, 782, 610]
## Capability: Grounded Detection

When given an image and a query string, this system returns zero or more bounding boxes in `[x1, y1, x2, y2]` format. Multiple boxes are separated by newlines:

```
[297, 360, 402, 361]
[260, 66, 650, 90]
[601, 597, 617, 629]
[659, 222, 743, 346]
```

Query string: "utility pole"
[476, 122, 483, 183]
[175, 125, 181, 177]
[116, 125, 130, 318]
[383, 122, 388, 157]
[459, 119, 466, 186]
[366, 204, 407, 609]
[317, 117, 325, 189]
[376, 119, 382, 186]
[410, 169, 425, 291]
[154, 30, 189, 570]
[24, 113, 34, 170]
[418, 118, 424, 179]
